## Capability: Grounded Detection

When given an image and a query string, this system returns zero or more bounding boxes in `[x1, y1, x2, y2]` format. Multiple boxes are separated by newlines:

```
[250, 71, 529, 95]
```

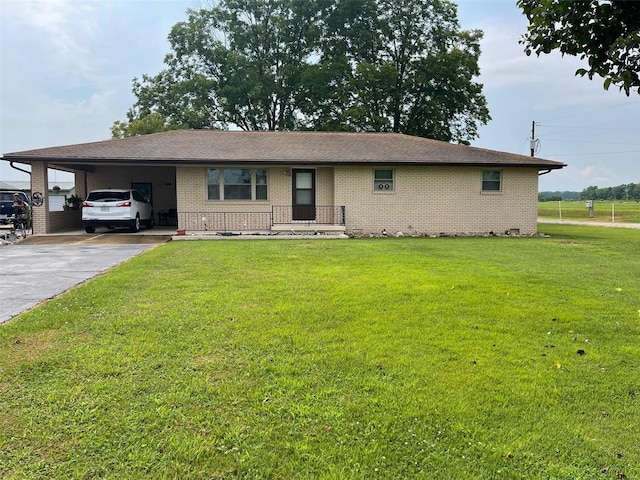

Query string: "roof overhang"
[1, 131, 567, 171]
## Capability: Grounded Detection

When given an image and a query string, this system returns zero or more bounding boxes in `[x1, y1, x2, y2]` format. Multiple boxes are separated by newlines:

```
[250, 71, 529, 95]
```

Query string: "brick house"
[1, 130, 565, 236]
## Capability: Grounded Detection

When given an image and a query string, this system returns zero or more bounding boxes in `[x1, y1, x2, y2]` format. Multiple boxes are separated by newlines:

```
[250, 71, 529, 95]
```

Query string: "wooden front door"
[292, 169, 316, 221]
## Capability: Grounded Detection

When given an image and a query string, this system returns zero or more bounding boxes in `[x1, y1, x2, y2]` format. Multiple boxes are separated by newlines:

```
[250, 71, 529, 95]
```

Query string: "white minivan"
[82, 189, 154, 233]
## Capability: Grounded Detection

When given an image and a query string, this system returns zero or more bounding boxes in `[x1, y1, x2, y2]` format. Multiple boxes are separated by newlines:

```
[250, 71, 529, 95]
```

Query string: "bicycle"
[11, 214, 28, 240]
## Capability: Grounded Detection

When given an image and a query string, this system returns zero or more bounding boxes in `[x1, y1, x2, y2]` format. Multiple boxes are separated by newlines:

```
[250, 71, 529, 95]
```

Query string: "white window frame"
[373, 169, 394, 192]
[207, 168, 269, 201]
[481, 170, 502, 193]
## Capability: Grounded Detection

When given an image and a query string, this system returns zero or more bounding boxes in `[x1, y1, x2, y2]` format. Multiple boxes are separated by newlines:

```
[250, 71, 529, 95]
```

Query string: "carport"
[1, 152, 178, 235]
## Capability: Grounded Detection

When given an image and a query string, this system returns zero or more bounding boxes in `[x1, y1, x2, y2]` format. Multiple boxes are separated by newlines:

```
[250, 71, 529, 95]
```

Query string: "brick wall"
[175, 166, 340, 230]
[49, 210, 82, 231]
[175, 165, 539, 235]
[334, 166, 539, 236]
[30, 162, 49, 235]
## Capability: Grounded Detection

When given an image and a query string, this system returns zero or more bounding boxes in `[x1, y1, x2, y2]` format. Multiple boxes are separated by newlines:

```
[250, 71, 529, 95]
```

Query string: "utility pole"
[530, 120, 536, 157]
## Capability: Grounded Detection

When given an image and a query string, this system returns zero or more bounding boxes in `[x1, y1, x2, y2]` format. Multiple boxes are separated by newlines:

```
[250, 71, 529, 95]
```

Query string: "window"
[224, 169, 252, 199]
[132, 182, 152, 203]
[256, 169, 268, 200]
[207, 169, 220, 200]
[374, 169, 394, 191]
[482, 170, 502, 192]
[207, 168, 268, 201]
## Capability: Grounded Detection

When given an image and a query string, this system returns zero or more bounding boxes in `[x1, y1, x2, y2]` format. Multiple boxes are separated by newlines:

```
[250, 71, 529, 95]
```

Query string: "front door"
[292, 169, 316, 221]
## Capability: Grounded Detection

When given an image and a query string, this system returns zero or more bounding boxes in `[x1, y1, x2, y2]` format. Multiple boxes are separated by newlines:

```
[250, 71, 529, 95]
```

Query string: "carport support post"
[30, 162, 50, 235]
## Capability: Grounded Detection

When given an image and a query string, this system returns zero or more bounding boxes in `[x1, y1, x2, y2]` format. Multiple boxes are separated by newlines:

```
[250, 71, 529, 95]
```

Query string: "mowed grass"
[1, 224, 639, 479]
[539, 200, 640, 223]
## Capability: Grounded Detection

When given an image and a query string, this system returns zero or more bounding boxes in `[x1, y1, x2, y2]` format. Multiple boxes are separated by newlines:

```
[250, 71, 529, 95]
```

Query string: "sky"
[1, 0, 639, 192]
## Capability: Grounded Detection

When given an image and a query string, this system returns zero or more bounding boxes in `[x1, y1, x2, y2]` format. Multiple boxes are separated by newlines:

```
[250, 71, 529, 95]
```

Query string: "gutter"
[2, 156, 567, 170]
[10, 161, 31, 176]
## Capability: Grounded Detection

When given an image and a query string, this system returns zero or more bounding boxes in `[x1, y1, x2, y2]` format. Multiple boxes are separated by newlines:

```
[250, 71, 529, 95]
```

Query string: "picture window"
[207, 168, 268, 200]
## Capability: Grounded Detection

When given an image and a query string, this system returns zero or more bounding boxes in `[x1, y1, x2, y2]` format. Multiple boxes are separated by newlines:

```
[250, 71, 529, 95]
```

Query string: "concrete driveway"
[0, 233, 172, 324]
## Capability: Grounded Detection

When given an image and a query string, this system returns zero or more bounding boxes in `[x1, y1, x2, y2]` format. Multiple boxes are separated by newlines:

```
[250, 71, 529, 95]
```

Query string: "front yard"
[1, 224, 639, 479]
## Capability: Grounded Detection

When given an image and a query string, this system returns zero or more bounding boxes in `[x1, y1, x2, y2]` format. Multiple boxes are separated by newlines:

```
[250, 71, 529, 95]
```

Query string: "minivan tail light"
[116, 201, 131, 207]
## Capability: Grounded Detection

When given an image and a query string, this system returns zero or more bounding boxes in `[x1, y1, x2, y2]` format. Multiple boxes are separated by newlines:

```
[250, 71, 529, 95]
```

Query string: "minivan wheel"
[85, 226, 96, 233]
[131, 215, 140, 233]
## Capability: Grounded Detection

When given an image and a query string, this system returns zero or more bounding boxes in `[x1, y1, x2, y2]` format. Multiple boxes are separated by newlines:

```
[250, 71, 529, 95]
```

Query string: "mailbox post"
[585, 200, 594, 218]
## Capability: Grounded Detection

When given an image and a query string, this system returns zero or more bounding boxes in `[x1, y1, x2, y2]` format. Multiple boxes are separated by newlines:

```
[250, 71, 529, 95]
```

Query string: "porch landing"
[174, 224, 347, 240]
[271, 224, 346, 233]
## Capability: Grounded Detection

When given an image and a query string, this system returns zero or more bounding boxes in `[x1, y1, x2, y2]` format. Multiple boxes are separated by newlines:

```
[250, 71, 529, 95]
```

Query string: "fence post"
[558, 201, 562, 221]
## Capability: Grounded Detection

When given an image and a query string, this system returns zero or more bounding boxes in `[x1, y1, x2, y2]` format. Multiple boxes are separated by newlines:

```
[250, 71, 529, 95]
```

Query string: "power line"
[537, 124, 639, 132]
[536, 138, 640, 146]
[544, 150, 640, 157]
[536, 99, 640, 125]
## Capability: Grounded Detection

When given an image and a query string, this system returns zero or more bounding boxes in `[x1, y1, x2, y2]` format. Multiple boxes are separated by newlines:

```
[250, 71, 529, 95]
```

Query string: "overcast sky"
[1, 0, 639, 192]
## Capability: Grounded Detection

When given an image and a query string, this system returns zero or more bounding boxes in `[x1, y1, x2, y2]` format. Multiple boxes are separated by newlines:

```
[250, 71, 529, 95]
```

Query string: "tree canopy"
[580, 183, 640, 201]
[518, 0, 640, 95]
[111, 112, 184, 138]
[113, 0, 490, 144]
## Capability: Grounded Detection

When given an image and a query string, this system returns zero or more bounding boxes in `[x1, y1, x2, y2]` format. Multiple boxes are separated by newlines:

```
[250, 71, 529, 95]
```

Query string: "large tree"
[307, 0, 489, 142]
[122, 0, 327, 133]
[518, 0, 640, 95]
[114, 0, 490, 143]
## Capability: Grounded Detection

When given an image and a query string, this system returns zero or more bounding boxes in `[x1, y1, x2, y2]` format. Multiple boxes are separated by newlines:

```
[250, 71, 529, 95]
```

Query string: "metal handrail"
[178, 206, 346, 232]
[272, 205, 345, 225]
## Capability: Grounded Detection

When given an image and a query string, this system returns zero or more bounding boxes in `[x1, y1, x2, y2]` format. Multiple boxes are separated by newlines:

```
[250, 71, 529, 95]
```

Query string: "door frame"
[292, 168, 316, 222]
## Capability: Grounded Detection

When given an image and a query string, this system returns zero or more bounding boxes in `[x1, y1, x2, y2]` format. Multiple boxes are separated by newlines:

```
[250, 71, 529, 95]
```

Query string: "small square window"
[374, 169, 394, 191]
[482, 170, 501, 191]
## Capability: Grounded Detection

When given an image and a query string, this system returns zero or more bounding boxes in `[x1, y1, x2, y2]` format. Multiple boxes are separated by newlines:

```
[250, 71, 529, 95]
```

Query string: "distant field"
[539, 200, 640, 223]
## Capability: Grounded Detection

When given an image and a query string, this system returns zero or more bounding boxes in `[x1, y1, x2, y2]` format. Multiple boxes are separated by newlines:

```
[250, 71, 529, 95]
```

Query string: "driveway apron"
[0, 244, 155, 324]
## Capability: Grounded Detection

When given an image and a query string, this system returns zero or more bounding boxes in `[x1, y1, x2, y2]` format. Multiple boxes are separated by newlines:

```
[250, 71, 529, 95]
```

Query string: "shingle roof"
[1, 130, 565, 169]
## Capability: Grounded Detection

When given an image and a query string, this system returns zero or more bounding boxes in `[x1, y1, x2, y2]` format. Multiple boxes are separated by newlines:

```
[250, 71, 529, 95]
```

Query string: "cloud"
[474, 12, 624, 112]
[572, 165, 624, 186]
[3, 0, 104, 84]
[3, 86, 117, 146]
[539, 163, 634, 192]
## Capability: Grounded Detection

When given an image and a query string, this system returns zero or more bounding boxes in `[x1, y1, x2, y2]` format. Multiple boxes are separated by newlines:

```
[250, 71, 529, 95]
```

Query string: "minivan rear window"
[87, 191, 130, 201]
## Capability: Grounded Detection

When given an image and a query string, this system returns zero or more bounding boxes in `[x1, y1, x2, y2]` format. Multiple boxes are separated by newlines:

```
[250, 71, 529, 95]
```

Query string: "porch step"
[271, 224, 346, 233]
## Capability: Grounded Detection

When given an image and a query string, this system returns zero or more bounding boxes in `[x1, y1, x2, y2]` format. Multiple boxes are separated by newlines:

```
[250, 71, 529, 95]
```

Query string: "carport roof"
[2, 130, 566, 169]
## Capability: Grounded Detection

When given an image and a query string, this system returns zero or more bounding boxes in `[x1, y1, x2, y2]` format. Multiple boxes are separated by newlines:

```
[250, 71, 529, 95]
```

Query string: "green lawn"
[539, 200, 640, 223]
[2, 225, 639, 479]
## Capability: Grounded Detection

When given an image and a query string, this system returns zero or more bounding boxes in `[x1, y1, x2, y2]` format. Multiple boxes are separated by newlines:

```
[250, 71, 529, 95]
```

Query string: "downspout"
[10, 161, 31, 176]
[538, 169, 552, 176]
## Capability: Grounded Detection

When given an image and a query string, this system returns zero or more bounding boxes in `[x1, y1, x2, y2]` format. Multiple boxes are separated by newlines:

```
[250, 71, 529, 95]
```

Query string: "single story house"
[1, 130, 565, 236]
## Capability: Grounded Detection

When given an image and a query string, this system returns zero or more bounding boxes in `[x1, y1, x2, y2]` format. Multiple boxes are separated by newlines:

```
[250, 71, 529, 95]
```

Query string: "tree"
[300, 0, 489, 143]
[122, 0, 327, 133]
[518, 0, 640, 95]
[115, 0, 490, 143]
[111, 112, 184, 139]
[580, 183, 640, 201]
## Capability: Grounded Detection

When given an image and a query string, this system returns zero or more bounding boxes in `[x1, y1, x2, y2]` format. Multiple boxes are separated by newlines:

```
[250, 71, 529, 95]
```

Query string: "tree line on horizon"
[540, 183, 640, 202]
